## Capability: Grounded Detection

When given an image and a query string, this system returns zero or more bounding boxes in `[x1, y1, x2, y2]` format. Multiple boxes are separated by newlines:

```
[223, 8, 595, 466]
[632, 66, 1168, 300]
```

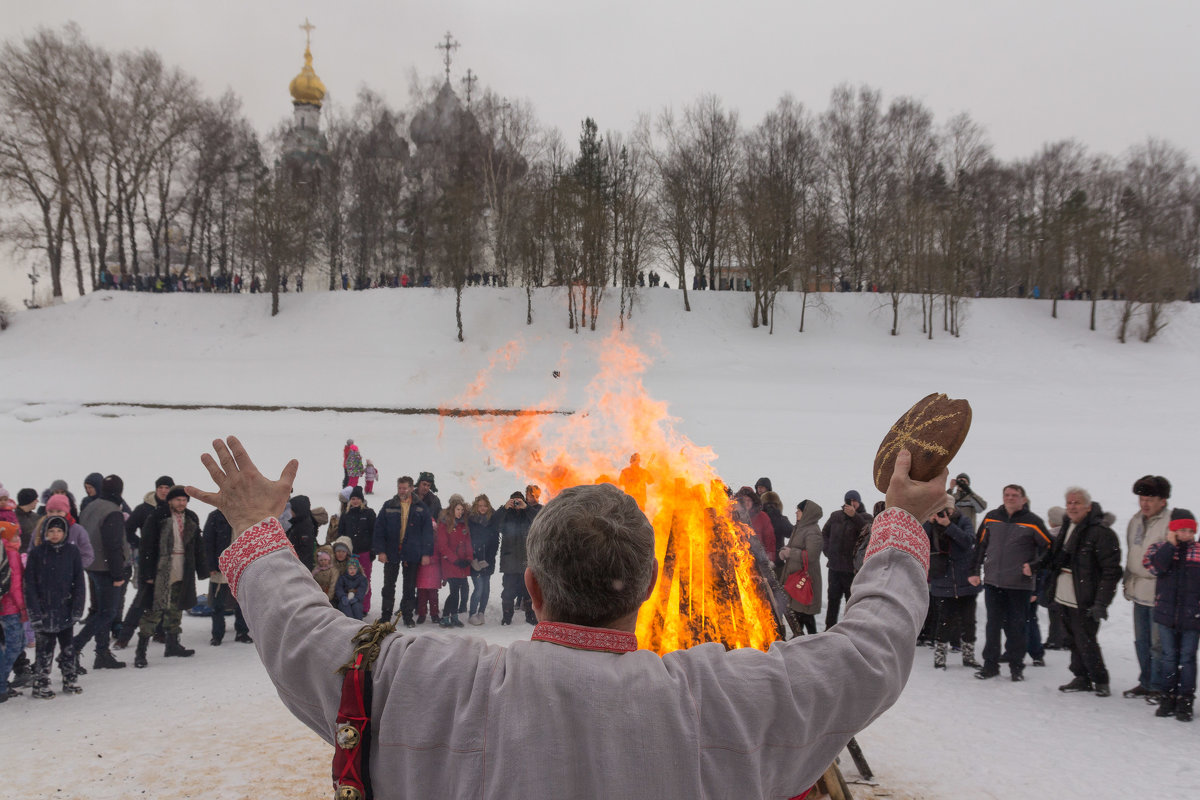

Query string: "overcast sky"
[3, 0, 1199, 162]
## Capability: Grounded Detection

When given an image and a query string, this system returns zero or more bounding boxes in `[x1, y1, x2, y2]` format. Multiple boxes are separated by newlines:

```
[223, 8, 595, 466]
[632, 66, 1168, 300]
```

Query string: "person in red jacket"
[436, 495, 474, 628]
[734, 487, 776, 561]
[0, 521, 27, 701]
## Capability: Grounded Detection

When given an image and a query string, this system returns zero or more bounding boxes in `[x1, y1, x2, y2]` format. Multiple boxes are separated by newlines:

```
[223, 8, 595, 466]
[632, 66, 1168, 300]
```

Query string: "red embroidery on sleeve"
[864, 507, 930, 574]
[218, 517, 296, 597]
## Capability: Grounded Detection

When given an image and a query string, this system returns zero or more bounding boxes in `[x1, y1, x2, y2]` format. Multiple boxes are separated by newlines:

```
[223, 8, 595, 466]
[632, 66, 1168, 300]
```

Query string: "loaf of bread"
[873, 393, 972, 493]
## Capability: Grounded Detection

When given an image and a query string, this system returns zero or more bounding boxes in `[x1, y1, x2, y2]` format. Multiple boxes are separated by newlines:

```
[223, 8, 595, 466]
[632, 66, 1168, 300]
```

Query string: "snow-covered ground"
[0, 287, 1196, 799]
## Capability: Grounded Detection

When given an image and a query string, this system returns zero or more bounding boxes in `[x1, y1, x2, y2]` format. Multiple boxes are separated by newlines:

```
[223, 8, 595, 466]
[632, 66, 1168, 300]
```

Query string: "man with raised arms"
[189, 437, 945, 799]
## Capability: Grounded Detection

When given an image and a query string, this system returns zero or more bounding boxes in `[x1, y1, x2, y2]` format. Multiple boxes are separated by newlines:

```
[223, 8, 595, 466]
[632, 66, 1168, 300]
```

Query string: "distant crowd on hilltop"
[2, 451, 1198, 725]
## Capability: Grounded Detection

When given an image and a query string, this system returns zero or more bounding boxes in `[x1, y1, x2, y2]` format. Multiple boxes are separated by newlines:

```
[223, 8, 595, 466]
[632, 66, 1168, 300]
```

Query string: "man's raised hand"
[186, 436, 298, 536]
[885, 448, 952, 523]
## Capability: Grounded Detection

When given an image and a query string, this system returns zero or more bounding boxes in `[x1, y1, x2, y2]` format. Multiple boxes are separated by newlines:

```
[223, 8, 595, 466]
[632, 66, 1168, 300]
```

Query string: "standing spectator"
[338, 487, 376, 615]
[41, 495, 94, 568]
[779, 500, 823, 635]
[0, 521, 26, 702]
[822, 490, 872, 629]
[416, 471, 443, 520]
[38, 480, 78, 521]
[734, 487, 777, 562]
[436, 495, 473, 628]
[467, 494, 499, 625]
[78, 473, 104, 514]
[760, 491, 793, 569]
[344, 443, 365, 488]
[115, 475, 174, 648]
[202, 509, 252, 646]
[949, 473, 988, 530]
[969, 484, 1052, 681]
[414, 550, 442, 625]
[311, 547, 338, 601]
[363, 460, 379, 495]
[1042, 506, 1069, 651]
[926, 504, 982, 670]
[1145, 509, 1200, 721]
[1048, 488, 1122, 697]
[335, 559, 368, 620]
[1123, 475, 1172, 701]
[285, 495, 318, 570]
[24, 516, 85, 698]
[342, 440, 354, 488]
[15, 488, 40, 552]
[134, 487, 206, 668]
[496, 491, 536, 625]
[755, 477, 773, 497]
[373, 476, 435, 627]
[72, 477, 126, 670]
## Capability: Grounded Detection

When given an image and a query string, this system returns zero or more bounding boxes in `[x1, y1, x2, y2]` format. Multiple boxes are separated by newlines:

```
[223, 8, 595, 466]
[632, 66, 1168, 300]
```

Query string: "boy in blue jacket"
[1145, 509, 1200, 722]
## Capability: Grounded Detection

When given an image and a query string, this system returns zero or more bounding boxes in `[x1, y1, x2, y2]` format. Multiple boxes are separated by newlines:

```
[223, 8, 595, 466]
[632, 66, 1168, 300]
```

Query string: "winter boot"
[1156, 694, 1178, 717]
[933, 642, 948, 670]
[9, 657, 34, 688]
[452, 615, 464, 628]
[438, 616, 453, 628]
[164, 634, 195, 658]
[93, 649, 126, 670]
[975, 663, 1000, 680]
[30, 680, 55, 700]
[961, 642, 981, 669]
[1176, 696, 1194, 722]
[234, 632, 254, 644]
[1094, 684, 1111, 697]
[1059, 676, 1094, 693]
[134, 635, 150, 669]
[61, 677, 83, 695]
[525, 609, 537, 625]
[72, 652, 87, 676]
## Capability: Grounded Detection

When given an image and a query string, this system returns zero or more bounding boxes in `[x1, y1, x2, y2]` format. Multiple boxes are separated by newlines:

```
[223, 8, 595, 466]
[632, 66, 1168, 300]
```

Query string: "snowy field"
[0, 286, 1196, 799]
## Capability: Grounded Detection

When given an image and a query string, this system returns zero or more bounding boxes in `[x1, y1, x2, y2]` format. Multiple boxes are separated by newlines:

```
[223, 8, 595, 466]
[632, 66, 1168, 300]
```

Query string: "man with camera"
[949, 473, 987, 530]
[496, 491, 537, 625]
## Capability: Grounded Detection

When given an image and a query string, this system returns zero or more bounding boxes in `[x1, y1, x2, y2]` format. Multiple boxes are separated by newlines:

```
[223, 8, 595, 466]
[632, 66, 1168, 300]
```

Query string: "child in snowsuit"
[335, 558, 368, 620]
[23, 516, 85, 698]
[1145, 508, 1200, 722]
[312, 546, 337, 602]
[0, 521, 27, 701]
[416, 550, 442, 625]
[364, 460, 379, 495]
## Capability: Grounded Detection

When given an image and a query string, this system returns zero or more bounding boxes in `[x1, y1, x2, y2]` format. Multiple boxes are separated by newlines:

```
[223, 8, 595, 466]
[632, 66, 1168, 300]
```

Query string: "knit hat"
[346, 439, 354, 446]
[0, 521, 18, 541]
[156, 475, 175, 489]
[166, 485, 189, 502]
[1047, 506, 1066, 528]
[844, 490, 862, 505]
[45, 494, 71, 514]
[755, 477, 773, 492]
[418, 472, 438, 492]
[49, 479, 69, 494]
[349, 486, 364, 501]
[0, 487, 9, 502]
[17, 488, 38, 506]
[45, 516, 68, 533]
[339, 486, 354, 503]
[1133, 475, 1171, 499]
[1169, 508, 1197, 532]
[84, 472, 104, 492]
[102, 475, 124, 499]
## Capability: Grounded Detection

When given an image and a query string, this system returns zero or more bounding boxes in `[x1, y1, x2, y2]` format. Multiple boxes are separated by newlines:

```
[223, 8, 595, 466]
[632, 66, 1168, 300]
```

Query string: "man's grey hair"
[526, 483, 656, 628]
[1064, 486, 1092, 505]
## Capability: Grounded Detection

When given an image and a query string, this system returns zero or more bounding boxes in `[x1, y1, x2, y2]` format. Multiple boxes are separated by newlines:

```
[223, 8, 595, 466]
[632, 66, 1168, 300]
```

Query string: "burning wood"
[470, 332, 778, 655]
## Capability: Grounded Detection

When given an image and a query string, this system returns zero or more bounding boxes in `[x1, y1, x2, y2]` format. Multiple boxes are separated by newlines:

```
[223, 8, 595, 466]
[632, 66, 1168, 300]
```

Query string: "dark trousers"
[1159, 624, 1199, 699]
[381, 561, 418, 622]
[1026, 599, 1045, 660]
[825, 569, 854, 629]
[111, 580, 129, 638]
[73, 571, 119, 656]
[1063, 605, 1109, 685]
[209, 582, 248, 642]
[934, 594, 978, 645]
[983, 585, 1032, 672]
[117, 584, 153, 644]
[34, 627, 76, 685]
[795, 613, 817, 635]
[443, 577, 469, 617]
[501, 572, 530, 621]
[1046, 601, 1068, 648]
[918, 593, 938, 643]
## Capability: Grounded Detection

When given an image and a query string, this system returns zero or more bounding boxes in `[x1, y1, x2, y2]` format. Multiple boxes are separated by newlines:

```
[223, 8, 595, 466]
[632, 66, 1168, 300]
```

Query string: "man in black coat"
[496, 492, 537, 625]
[338, 487, 377, 615]
[134, 486, 207, 667]
[114, 475, 174, 647]
[202, 509, 252, 646]
[821, 490, 872, 629]
[1048, 488, 1122, 697]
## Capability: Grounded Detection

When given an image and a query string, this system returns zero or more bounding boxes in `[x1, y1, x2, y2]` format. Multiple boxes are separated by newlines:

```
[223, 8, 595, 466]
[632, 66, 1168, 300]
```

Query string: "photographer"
[950, 473, 987, 530]
[495, 492, 536, 625]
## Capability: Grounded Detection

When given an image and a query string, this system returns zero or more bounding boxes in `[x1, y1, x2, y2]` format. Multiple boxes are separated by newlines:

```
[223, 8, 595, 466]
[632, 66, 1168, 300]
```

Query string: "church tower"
[284, 19, 328, 165]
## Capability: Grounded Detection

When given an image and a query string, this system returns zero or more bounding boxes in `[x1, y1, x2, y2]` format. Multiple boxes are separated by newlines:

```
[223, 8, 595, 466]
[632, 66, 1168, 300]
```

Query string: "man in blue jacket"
[373, 476, 435, 627]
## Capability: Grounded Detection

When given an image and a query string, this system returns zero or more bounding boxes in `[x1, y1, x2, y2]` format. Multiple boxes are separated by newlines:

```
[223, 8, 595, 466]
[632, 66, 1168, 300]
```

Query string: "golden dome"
[289, 46, 326, 107]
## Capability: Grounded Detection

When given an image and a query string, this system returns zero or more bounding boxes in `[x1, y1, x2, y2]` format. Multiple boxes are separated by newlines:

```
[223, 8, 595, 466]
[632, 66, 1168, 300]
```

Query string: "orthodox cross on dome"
[461, 68, 477, 105]
[436, 31, 460, 83]
[300, 18, 315, 49]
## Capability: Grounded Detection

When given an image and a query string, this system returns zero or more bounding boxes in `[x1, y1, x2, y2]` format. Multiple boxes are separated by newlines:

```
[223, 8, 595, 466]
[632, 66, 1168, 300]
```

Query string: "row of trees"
[2, 25, 1198, 341]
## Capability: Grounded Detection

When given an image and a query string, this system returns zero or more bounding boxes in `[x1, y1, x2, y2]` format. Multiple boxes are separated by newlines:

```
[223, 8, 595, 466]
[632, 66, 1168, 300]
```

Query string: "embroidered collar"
[531, 621, 638, 654]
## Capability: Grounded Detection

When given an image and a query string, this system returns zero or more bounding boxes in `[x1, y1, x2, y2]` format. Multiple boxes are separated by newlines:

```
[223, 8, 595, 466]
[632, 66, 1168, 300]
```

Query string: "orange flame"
[471, 330, 778, 654]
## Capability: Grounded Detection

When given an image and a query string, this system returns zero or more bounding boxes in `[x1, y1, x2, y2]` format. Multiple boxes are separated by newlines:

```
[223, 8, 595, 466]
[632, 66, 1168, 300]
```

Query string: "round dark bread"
[873, 393, 972, 493]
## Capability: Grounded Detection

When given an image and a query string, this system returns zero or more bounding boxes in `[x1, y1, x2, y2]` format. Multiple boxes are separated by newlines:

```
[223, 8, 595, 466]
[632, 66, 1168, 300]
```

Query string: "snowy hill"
[0, 287, 1197, 798]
